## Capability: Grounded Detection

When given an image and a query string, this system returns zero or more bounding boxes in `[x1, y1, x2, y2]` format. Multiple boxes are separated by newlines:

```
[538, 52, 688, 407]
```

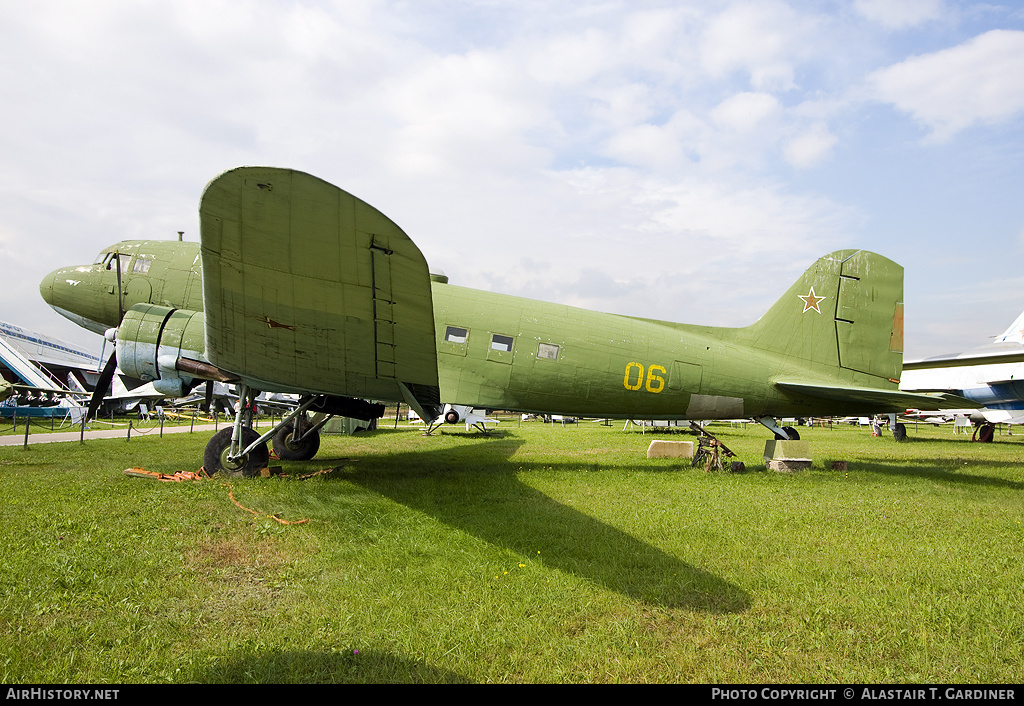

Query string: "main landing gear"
[202, 384, 329, 477]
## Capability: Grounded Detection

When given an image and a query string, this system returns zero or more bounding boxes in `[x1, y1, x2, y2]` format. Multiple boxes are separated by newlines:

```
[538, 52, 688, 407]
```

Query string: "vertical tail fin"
[994, 309, 1024, 343]
[744, 250, 904, 383]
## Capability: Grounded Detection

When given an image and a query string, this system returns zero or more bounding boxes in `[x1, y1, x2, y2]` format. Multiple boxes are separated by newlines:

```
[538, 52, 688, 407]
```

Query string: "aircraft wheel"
[893, 423, 907, 442]
[775, 426, 800, 441]
[272, 418, 321, 461]
[203, 427, 269, 478]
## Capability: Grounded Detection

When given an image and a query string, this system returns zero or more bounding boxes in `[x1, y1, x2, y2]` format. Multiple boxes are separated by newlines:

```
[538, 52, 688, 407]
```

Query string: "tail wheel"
[893, 423, 907, 442]
[203, 427, 269, 478]
[272, 418, 321, 461]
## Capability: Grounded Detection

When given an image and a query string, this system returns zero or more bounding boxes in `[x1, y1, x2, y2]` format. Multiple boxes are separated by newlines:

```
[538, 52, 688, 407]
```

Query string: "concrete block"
[762, 440, 811, 462]
[767, 459, 812, 473]
[763, 440, 812, 472]
[646, 440, 694, 459]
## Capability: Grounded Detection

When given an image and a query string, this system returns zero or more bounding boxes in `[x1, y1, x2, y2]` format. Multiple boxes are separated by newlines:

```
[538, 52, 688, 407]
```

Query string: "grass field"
[0, 417, 1021, 683]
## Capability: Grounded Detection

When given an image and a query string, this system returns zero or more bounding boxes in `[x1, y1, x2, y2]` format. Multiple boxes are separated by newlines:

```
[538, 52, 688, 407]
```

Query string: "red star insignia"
[798, 287, 826, 314]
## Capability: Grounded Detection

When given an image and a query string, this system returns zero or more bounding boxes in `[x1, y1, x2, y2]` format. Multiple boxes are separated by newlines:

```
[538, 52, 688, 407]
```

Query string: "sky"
[2, 0, 1024, 362]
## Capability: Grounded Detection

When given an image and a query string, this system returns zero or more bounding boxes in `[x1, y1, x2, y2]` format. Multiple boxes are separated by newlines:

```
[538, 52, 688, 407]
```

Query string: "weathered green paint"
[40, 166, 951, 421]
[39, 239, 202, 336]
[197, 167, 439, 403]
[429, 248, 912, 419]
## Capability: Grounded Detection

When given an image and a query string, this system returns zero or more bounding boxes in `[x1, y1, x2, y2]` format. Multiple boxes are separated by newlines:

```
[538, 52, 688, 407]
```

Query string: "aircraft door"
[669, 360, 702, 394]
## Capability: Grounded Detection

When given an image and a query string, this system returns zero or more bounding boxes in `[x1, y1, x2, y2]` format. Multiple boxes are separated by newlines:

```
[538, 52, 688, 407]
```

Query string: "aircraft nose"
[39, 268, 61, 308]
[40, 267, 84, 310]
[40, 266, 113, 335]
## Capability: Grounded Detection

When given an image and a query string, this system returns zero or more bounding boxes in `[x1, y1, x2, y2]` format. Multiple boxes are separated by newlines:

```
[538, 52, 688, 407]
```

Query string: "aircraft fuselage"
[41, 239, 904, 421]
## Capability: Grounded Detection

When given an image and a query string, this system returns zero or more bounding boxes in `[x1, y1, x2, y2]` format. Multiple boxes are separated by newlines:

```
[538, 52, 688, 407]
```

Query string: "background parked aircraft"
[0, 320, 90, 424]
[900, 309, 1024, 438]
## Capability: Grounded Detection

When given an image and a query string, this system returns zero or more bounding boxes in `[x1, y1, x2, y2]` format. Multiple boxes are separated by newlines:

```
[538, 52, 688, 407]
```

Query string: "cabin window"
[132, 257, 152, 274]
[491, 334, 514, 352]
[537, 342, 559, 360]
[444, 326, 469, 344]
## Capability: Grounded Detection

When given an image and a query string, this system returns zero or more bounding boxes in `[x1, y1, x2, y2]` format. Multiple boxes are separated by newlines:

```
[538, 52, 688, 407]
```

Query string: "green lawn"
[1, 418, 1020, 683]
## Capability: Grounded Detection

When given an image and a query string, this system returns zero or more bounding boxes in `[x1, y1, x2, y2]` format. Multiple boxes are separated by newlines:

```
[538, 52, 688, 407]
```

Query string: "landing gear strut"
[203, 385, 269, 476]
[202, 384, 330, 476]
[757, 417, 800, 440]
[204, 427, 269, 477]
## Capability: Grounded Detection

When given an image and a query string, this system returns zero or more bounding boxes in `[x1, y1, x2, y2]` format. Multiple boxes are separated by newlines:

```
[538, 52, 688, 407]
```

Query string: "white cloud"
[868, 29, 1024, 141]
[526, 27, 612, 85]
[699, 0, 820, 91]
[0, 1, 1021, 357]
[603, 123, 686, 171]
[783, 122, 838, 168]
[854, 0, 946, 29]
[711, 92, 782, 132]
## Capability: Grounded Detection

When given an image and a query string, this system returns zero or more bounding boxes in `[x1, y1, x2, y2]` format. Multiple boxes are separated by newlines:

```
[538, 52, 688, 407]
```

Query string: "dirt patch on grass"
[186, 535, 287, 573]
[183, 536, 297, 624]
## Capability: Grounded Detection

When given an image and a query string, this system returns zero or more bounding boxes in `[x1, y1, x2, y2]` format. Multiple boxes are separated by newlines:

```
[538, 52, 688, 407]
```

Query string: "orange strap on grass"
[225, 484, 310, 525]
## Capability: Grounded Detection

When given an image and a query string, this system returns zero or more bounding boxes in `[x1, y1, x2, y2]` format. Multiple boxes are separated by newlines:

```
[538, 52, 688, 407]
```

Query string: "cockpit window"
[103, 253, 131, 272]
[132, 257, 152, 274]
[93, 252, 111, 266]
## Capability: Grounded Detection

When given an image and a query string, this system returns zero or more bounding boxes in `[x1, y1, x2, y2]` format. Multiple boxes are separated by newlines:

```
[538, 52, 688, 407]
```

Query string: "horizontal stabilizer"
[774, 380, 981, 411]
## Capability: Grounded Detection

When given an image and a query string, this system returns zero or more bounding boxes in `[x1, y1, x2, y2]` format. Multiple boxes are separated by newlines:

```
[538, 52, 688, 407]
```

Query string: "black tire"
[203, 427, 269, 478]
[271, 418, 321, 461]
[893, 423, 907, 442]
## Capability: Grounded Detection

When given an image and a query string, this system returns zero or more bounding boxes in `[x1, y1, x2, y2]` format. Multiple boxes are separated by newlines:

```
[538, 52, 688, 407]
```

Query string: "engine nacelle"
[116, 304, 207, 397]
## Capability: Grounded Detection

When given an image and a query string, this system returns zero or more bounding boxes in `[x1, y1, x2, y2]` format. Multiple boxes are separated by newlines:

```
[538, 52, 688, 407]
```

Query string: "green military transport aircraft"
[40, 167, 968, 475]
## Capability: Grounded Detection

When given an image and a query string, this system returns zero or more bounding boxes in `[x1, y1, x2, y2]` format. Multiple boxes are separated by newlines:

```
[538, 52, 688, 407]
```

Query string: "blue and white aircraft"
[900, 310, 1024, 432]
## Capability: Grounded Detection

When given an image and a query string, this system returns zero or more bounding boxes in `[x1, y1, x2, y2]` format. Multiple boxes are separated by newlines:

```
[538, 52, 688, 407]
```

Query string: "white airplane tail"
[994, 310, 1024, 343]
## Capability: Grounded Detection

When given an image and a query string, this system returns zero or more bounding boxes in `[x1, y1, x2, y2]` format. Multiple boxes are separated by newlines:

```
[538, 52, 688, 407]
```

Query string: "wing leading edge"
[199, 167, 440, 411]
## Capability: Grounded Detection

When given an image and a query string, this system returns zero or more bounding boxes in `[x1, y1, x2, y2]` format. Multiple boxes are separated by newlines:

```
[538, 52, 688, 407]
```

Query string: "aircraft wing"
[199, 167, 440, 410]
[902, 343, 1024, 371]
[774, 380, 981, 411]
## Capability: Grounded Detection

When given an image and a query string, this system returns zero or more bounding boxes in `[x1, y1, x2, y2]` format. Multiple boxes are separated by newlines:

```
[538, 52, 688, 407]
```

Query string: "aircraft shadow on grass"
[315, 434, 750, 613]
[857, 458, 1024, 492]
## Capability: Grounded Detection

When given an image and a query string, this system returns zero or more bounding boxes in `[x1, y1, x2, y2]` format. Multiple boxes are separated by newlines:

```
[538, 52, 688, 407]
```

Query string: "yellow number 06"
[623, 362, 666, 393]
